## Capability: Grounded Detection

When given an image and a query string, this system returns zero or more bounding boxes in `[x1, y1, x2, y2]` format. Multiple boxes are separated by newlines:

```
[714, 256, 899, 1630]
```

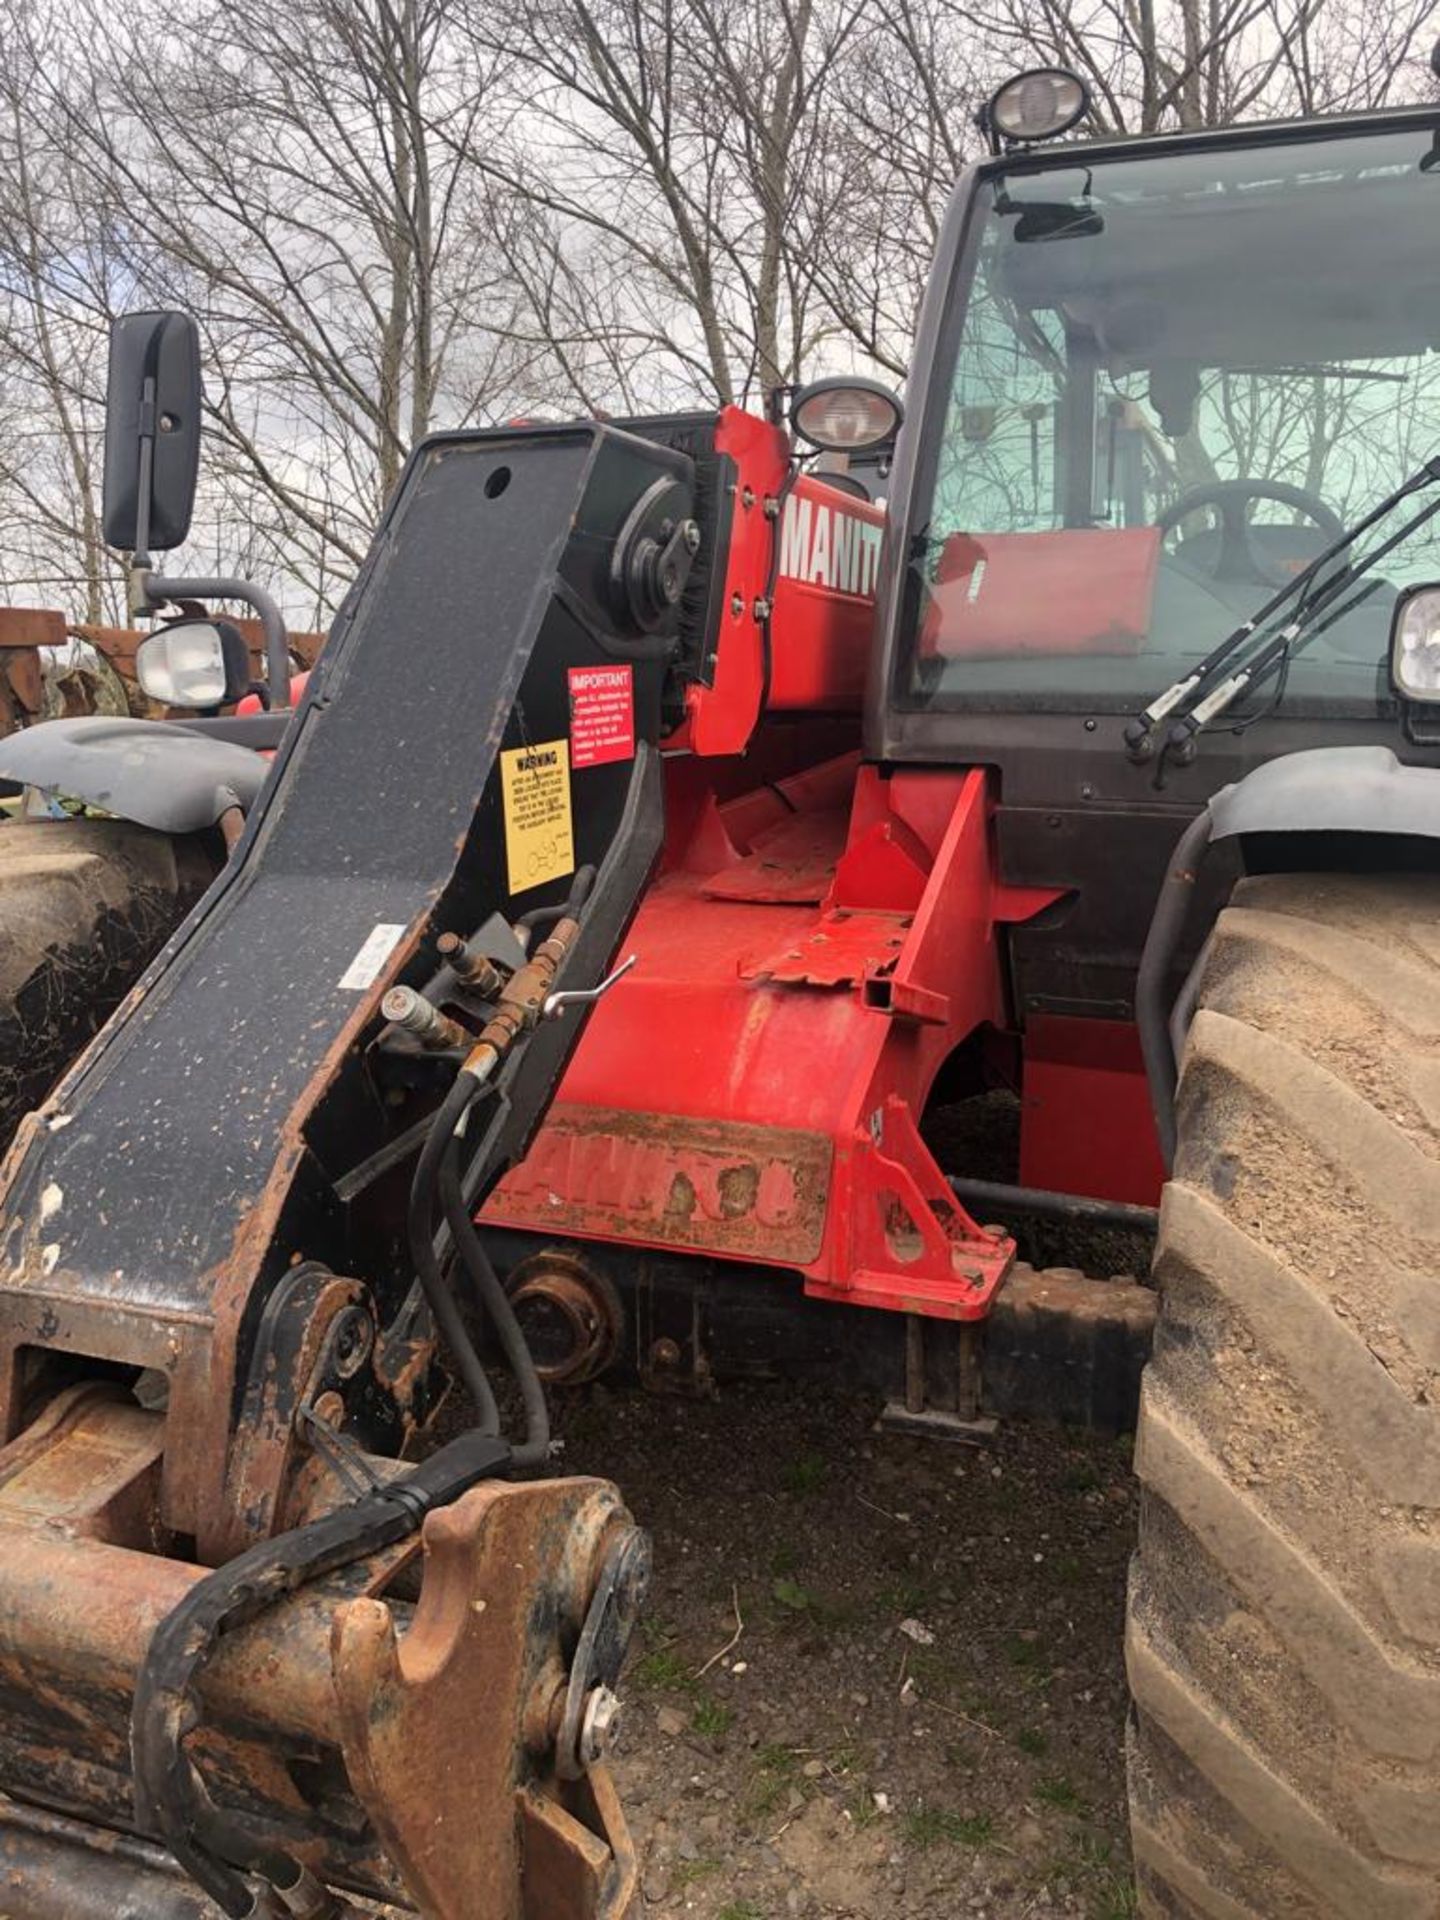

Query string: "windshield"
[897, 124, 1440, 718]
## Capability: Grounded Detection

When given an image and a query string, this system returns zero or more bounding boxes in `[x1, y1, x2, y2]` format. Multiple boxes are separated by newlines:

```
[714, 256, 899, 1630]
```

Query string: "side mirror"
[136, 619, 251, 709]
[102, 311, 203, 556]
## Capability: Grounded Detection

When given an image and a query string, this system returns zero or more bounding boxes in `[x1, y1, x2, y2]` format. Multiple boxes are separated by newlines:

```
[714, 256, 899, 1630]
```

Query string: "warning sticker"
[500, 739, 575, 895]
[568, 664, 635, 769]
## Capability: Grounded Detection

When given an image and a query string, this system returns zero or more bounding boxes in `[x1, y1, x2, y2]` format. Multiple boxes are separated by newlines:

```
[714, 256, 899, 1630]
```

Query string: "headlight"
[1391, 586, 1440, 703]
[136, 619, 250, 709]
[790, 377, 903, 454]
[986, 68, 1090, 144]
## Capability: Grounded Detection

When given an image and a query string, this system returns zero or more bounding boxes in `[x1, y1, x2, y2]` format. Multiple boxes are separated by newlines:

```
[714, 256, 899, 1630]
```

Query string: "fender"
[1138, 746, 1440, 1162]
[0, 714, 268, 833]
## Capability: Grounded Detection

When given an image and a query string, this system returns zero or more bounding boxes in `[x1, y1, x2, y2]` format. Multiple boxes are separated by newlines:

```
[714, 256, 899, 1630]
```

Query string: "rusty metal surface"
[508, 1250, 624, 1385]
[333, 1475, 638, 1920]
[0, 1797, 222, 1919]
[489, 1104, 833, 1265]
[0, 1387, 641, 1916]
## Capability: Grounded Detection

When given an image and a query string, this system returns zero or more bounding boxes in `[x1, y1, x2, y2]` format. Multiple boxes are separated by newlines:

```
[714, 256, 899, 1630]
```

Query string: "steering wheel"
[1156, 479, 1345, 588]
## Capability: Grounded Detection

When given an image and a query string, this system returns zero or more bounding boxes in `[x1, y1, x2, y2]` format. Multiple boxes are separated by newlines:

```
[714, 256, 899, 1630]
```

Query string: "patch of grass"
[743, 1743, 801, 1821]
[631, 1646, 692, 1692]
[904, 1805, 996, 1851]
[1069, 1832, 1137, 1919]
[1036, 1772, 1089, 1816]
[771, 1576, 816, 1613]
[781, 1451, 827, 1496]
[876, 1578, 932, 1616]
[717, 1903, 766, 1920]
[673, 1856, 723, 1890]
[1055, 1553, 1085, 1586]
[692, 1693, 733, 1737]
[1018, 1726, 1049, 1757]
[769, 1541, 799, 1578]
[1064, 1462, 1101, 1493]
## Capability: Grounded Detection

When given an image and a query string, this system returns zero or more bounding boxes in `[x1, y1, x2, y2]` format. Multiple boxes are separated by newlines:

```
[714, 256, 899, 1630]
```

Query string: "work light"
[1391, 585, 1440, 701]
[136, 618, 250, 708]
[790, 376, 903, 453]
[984, 68, 1090, 146]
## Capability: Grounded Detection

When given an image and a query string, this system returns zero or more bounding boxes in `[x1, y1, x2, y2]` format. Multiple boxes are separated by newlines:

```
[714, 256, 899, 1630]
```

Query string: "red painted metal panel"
[1018, 1014, 1165, 1207]
[485, 757, 1066, 1321]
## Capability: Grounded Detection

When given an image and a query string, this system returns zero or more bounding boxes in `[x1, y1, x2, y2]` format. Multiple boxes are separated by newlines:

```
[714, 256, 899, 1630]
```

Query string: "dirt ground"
[558, 1380, 1139, 1920]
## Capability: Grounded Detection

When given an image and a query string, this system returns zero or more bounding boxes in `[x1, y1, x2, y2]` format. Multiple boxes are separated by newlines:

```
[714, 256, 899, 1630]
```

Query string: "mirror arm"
[135, 572, 292, 710]
[131, 373, 157, 574]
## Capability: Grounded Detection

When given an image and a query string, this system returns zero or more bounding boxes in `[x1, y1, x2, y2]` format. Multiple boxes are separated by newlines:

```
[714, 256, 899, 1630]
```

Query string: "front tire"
[1128, 872, 1440, 1916]
[0, 818, 214, 1149]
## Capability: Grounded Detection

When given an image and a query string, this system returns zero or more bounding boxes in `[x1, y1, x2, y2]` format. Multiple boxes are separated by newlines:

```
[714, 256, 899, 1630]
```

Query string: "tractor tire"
[1127, 871, 1440, 1919]
[0, 818, 215, 1151]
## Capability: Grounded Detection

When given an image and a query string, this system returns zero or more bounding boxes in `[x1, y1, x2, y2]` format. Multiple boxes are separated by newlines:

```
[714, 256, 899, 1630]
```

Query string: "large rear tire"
[0, 819, 214, 1150]
[1127, 872, 1440, 1917]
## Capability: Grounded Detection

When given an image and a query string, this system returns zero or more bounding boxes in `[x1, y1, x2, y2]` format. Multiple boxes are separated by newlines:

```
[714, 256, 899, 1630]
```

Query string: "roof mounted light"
[980, 67, 1090, 153]
[789, 376, 903, 454]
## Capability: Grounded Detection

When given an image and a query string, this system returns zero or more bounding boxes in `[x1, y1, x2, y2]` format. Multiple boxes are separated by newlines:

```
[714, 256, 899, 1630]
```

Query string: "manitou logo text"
[779, 495, 882, 598]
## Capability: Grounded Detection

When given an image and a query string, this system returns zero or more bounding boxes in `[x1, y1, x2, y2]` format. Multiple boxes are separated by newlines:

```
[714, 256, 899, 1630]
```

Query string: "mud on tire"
[0, 819, 214, 1150]
[1128, 872, 1440, 1918]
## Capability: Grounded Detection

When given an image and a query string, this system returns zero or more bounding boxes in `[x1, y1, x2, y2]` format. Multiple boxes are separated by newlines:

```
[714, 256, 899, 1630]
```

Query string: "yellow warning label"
[500, 739, 575, 895]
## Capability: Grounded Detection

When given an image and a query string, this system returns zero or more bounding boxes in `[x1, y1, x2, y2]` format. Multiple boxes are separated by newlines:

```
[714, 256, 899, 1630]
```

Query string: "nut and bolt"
[729, 591, 745, 617]
[331, 1306, 374, 1380]
[577, 1685, 624, 1766]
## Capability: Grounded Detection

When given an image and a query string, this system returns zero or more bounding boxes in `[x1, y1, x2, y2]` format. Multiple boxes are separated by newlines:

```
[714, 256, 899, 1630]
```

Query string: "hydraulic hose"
[439, 1144, 550, 1466]
[407, 1069, 501, 1434]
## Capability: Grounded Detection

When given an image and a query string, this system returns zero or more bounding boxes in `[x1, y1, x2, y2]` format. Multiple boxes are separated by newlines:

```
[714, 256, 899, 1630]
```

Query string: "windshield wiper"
[1125, 453, 1440, 764]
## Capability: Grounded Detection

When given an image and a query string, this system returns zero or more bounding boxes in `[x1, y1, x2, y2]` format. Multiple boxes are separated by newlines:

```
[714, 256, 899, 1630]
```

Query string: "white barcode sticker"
[338, 922, 406, 991]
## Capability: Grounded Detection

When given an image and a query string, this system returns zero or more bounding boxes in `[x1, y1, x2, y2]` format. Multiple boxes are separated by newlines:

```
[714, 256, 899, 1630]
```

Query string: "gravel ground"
[557, 1379, 1139, 1920]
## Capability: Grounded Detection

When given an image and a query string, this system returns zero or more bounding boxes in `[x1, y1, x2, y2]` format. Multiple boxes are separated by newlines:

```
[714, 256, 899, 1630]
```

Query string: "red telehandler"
[2, 65, 1440, 1919]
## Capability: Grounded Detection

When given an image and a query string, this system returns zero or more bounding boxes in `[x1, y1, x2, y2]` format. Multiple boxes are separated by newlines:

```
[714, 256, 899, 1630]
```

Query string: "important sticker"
[500, 739, 575, 895]
[568, 664, 635, 769]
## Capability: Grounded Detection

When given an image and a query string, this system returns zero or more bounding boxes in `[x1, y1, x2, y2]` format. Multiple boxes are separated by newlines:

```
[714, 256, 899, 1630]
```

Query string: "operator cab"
[878, 109, 1440, 750]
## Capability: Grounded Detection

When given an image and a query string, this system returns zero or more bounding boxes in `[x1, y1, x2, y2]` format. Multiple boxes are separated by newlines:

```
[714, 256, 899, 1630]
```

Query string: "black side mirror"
[102, 311, 203, 556]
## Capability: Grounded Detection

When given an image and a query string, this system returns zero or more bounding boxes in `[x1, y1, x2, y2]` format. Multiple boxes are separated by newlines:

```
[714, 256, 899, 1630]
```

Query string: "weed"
[904, 1805, 996, 1850]
[1064, 1463, 1101, 1494]
[631, 1647, 692, 1692]
[692, 1694, 733, 1738]
[771, 1576, 815, 1613]
[673, 1856, 723, 1890]
[717, 1903, 766, 1920]
[1018, 1727, 1048, 1757]
[1036, 1773, 1089, 1816]
[743, 1744, 801, 1821]
[781, 1452, 827, 1496]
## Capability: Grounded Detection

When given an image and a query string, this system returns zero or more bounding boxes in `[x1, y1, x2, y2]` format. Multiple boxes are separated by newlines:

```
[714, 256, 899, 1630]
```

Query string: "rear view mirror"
[102, 311, 203, 555]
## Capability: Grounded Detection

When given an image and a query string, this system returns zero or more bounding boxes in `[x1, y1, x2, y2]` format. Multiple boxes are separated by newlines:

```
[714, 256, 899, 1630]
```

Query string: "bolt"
[1084, 717, 1097, 732]
[1080, 783, 1095, 800]
[741, 486, 755, 509]
[682, 519, 701, 552]
[332, 1306, 373, 1380]
[577, 1686, 623, 1766]
[763, 495, 781, 519]
[312, 1389, 345, 1428]
[752, 596, 772, 621]
[729, 591, 744, 617]
[649, 1336, 681, 1371]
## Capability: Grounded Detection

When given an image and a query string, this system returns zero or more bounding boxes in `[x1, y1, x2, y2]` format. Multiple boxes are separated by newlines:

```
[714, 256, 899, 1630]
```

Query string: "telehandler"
[2, 65, 1440, 1920]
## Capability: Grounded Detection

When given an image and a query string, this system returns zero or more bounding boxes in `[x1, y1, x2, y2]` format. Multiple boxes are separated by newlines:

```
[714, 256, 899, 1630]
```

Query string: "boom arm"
[0, 421, 699, 1917]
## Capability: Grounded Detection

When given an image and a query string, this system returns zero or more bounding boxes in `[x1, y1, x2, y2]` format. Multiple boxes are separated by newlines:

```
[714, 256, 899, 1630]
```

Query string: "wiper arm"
[1164, 484, 1440, 758]
[1125, 453, 1440, 763]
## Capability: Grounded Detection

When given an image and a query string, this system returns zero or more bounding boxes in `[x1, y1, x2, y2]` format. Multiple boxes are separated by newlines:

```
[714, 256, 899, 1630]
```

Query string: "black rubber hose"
[515, 863, 597, 937]
[438, 1143, 550, 1465]
[406, 1069, 501, 1435]
[1135, 809, 1213, 1171]
[131, 1428, 511, 1916]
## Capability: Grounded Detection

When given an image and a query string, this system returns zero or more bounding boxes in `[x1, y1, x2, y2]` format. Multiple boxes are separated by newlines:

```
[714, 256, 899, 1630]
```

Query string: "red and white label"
[568, 664, 635, 768]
